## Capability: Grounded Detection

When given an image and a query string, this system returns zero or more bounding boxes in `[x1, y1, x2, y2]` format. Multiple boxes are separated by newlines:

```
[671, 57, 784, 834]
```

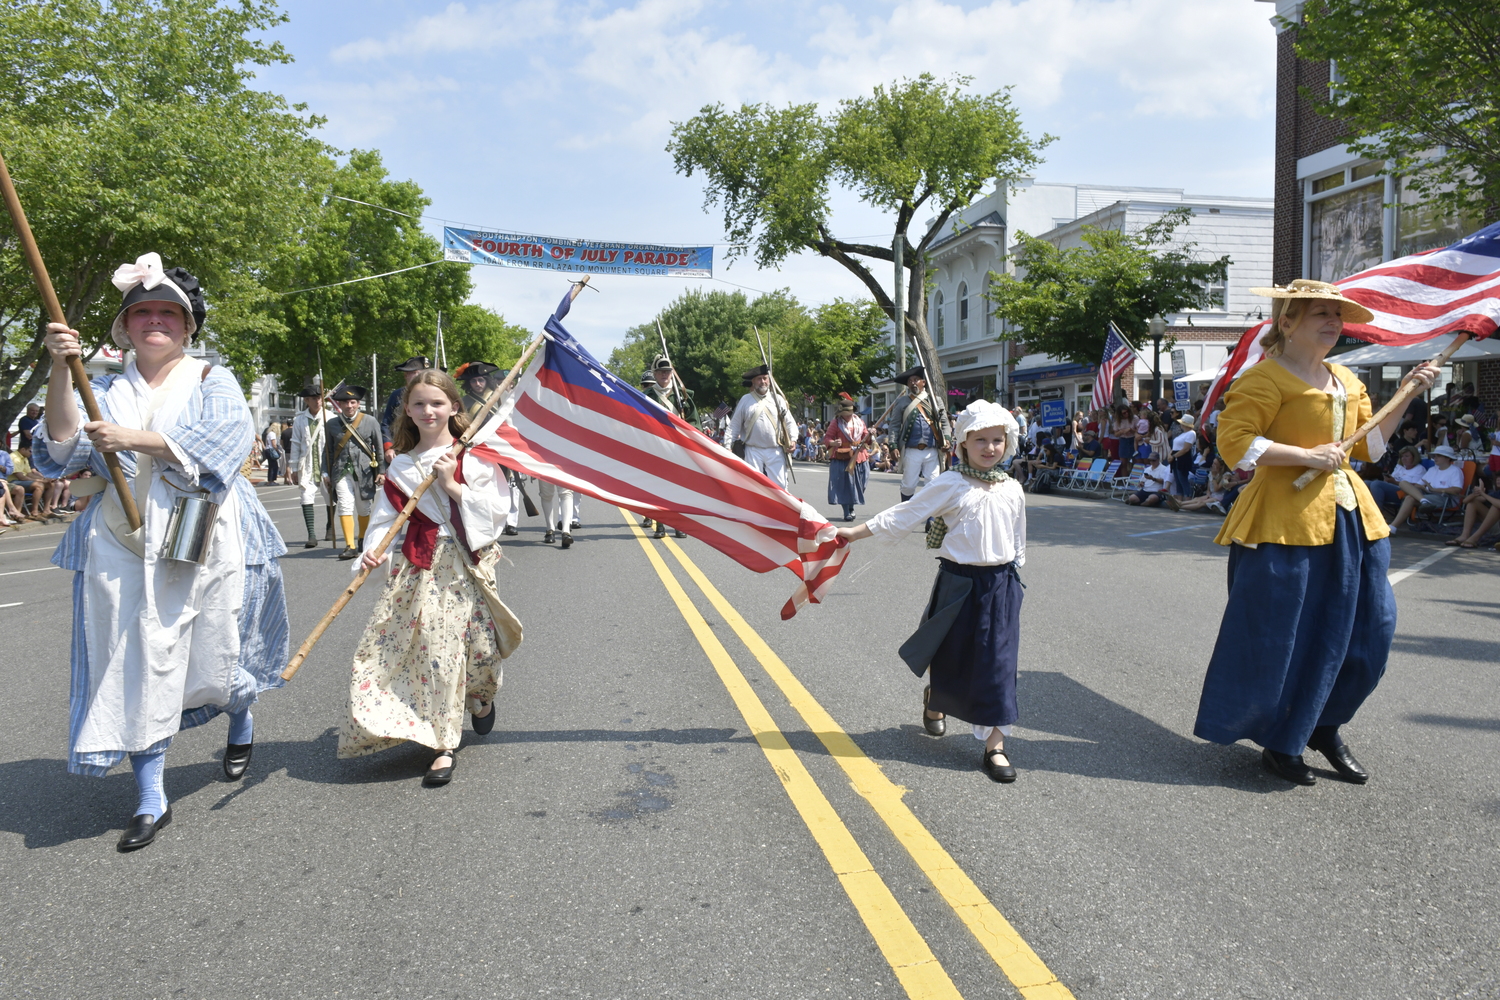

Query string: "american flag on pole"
[468, 289, 849, 620]
[1091, 321, 1136, 412]
[1200, 221, 1500, 419]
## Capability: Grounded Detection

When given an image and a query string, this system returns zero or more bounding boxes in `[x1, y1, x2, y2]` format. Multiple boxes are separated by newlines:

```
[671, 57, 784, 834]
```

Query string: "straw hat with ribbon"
[1247, 279, 1374, 325]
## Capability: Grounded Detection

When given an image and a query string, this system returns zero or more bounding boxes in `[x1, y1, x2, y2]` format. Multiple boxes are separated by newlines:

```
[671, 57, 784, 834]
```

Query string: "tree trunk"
[903, 255, 950, 446]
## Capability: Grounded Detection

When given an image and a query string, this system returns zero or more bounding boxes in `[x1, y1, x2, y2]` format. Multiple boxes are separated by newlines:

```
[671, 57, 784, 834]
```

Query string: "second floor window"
[958, 281, 969, 341]
[934, 291, 945, 346]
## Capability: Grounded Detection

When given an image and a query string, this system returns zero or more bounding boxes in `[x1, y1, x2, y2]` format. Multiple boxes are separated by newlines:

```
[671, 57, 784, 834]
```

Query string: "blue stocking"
[130, 750, 168, 820]
[227, 707, 254, 745]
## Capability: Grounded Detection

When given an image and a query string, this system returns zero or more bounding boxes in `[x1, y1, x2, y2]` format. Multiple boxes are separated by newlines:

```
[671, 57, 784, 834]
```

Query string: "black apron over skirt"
[899, 559, 1022, 729]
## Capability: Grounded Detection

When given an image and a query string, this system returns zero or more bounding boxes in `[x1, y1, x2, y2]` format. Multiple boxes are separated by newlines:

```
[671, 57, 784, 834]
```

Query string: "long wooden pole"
[753, 325, 796, 483]
[0, 148, 142, 531]
[1292, 332, 1469, 491]
[282, 276, 590, 681]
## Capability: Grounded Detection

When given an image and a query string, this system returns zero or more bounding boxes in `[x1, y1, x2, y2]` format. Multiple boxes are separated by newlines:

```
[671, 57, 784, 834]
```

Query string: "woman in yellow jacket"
[1194, 281, 1439, 786]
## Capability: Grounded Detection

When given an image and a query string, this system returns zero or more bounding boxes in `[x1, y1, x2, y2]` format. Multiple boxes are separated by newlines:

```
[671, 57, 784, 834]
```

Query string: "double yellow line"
[623, 510, 1073, 1000]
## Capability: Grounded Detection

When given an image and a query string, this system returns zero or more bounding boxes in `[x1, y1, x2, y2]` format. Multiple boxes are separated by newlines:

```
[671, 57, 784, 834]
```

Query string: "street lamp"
[1148, 314, 1167, 403]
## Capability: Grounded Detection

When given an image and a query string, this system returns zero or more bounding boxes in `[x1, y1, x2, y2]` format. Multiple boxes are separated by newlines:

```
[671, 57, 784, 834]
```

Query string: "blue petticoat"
[827, 459, 869, 507]
[1193, 507, 1396, 756]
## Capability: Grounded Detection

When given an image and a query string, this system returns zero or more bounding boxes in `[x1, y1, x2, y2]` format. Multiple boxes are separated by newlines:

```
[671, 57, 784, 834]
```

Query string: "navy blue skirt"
[827, 459, 869, 507]
[922, 560, 1023, 728]
[1194, 508, 1396, 756]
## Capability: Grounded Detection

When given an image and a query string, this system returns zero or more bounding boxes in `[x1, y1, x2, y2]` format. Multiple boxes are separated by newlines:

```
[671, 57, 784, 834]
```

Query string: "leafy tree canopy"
[439, 303, 531, 374]
[1294, 0, 1500, 226]
[0, 0, 327, 430]
[668, 74, 1051, 411]
[988, 208, 1230, 368]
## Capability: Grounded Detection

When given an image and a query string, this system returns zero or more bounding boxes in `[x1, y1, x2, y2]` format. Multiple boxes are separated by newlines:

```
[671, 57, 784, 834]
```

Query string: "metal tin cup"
[160, 495, 219, 564]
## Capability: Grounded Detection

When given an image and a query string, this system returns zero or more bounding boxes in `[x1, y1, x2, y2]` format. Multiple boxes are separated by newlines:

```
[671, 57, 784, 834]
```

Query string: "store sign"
[947, 356, 980, 369]
[1038, 386, 1065, 400]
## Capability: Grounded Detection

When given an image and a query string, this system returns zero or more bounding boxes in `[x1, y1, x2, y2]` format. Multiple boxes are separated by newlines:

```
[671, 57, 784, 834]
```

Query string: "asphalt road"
[0, 467, 1496, 1000]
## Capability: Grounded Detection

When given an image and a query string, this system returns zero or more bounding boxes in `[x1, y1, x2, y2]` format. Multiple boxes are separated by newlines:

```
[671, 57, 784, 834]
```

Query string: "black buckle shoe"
[983, 748, 1017, 783]
[337, 546, 359, 560]
[653, 524, 667, 539]
[502, 525, 518, 536]
[224, 742, 253, 781]
[921, 684, 945, 737]
[543, 529, 555, 544]
[1262, 747, 1316, 785]
[303, 538, 318, 549]
[1308, 736, 1369, 783]
[117, 807, 172, 852]
[560, 532, 573, 549]
[674, 529, 686, 538]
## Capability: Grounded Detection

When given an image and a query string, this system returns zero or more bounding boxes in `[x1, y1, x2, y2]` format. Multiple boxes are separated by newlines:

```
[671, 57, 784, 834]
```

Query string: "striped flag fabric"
[1199, 220, 1500, 420]
[1091, 321, 1135, 412]
[468, 289, 849, 620]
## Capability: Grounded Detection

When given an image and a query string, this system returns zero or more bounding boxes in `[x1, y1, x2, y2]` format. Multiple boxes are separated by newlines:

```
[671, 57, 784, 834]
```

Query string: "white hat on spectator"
[1430, 445, 1459, 460]
[953, 399, 1019, 462]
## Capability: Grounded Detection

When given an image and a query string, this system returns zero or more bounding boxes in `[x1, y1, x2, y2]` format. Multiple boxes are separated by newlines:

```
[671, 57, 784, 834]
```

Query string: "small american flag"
[1092, 321, 1135, 412]
[710, 402, 731, 422]
[469, 290, 849, 619]
[1201, 221, 1500, 418]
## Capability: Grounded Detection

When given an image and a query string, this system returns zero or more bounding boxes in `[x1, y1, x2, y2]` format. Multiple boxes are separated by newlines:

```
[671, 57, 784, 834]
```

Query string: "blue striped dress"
[34, 367, 290, 776]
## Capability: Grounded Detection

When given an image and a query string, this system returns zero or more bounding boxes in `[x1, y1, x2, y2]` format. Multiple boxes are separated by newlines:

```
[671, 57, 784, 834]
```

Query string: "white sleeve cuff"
[1364, 426, 1386, 463]
[156, 431, 196, 484]
[1236, 436, 1274, 471]
[42, 427, 83, 464]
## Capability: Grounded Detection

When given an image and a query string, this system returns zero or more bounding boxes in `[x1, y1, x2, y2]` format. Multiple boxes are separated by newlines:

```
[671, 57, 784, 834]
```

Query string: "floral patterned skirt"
[338, 539, 504, 758]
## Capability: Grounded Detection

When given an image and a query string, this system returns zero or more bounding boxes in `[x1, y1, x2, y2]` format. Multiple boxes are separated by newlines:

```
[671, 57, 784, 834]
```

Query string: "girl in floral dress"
[338, 371, 522, 785]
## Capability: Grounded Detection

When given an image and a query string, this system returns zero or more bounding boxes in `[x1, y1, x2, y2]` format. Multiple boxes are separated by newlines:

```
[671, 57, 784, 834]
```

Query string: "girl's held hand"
[1302, 442, 1347, 471]
[360, 548, 389, 571]
[45, 323, 83, 360]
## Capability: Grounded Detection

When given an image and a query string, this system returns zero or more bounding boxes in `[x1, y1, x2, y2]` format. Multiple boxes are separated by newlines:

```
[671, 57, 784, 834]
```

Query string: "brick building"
[1261, 0, 1499, 412]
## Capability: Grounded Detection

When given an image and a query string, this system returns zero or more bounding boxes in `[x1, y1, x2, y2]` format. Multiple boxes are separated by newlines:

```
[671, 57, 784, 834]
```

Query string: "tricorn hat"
[837, 399, 856, 412]
[893, 365, 926, 386]
[1247, 279, 1375, 325]
[298, 379, 323, 398]
[454, 361, 500, 381]
[330, 384, 367, 402]
[393, 356, 431, 373]
[108, 252, 208, 350]
[741, 364, 769, 386]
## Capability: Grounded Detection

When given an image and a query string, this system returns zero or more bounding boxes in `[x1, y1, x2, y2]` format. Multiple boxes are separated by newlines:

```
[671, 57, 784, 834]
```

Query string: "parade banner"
[443, 226, 712, 278]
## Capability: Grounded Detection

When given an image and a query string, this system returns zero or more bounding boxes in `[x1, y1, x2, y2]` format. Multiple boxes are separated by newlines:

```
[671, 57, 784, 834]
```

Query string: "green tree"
[0, 0, 328, 430]
[776, 299, 895, 403]
[668, 74, 1051, 414]
[607, 287, 804, 408]
[988, 208, 1229, 396]
[439, 303, 531, 371]
[257, 150, 472, 390]
[1294, 0, 1500, 226]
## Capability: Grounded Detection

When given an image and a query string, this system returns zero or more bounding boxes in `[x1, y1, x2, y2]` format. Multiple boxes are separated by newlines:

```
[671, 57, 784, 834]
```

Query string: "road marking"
[0, 565, 58, 577]
[0, 529, 67, 542]
[0, 602, 22, 609]
[660, 535, 1076, 1000]
[0, 546, 58, 555]
[1388, 545, 1459, 586]
[1126, 523, 1213, 537]
[624, 512, 961, 1000]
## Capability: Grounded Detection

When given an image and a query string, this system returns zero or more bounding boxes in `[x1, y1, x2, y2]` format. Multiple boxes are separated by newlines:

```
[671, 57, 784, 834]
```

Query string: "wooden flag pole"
[1292, 332, 1470, 491]
[281, 276, 590, 681]
[0, 148, 142, 531]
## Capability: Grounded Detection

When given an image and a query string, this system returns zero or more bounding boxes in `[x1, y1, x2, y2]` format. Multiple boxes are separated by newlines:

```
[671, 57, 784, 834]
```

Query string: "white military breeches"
[537, 480, 574, 531]
[743, 445, 788, 489]
[900, 447, 940, 496]
[297, 472, 325, 507]
[333, 474, 370, 517]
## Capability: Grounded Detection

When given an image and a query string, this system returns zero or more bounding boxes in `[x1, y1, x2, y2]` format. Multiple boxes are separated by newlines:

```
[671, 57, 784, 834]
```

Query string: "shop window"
[934, 291, 945, 346]
[957, 282, 969, 342]
[1309, 182, 1384, 281]
[1312, 172, 1345, 194]
[1397, 177, 1479, 256]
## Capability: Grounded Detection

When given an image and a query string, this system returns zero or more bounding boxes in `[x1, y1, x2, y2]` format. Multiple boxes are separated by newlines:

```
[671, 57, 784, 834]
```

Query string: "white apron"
[73, 358, 246, 755]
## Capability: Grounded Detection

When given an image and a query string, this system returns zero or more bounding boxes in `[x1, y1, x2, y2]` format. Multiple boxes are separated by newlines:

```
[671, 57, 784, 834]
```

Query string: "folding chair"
[1076, 459, 1110, 491]
[1112, 469, 1144, 499]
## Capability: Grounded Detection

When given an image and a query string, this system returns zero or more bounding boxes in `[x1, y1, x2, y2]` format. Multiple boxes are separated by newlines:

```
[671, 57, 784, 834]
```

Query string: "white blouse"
[865, 470, 1027, 567]
[360, 445, 506, 571]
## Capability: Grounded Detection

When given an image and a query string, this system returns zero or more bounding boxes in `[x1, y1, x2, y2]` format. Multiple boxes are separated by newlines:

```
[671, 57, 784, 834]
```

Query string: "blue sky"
[253, 0, 1279, 359]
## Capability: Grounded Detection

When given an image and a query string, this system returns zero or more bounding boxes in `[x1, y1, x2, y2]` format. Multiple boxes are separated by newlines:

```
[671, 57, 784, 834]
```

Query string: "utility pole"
[893, 233, 906, 371]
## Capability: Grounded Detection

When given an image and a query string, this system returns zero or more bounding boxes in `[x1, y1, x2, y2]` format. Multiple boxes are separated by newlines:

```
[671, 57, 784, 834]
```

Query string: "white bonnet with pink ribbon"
[107, 252, 206, 349]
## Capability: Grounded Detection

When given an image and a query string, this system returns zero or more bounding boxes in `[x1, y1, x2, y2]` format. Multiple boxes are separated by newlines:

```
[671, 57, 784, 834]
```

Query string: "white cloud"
[330, 0, 561, 62]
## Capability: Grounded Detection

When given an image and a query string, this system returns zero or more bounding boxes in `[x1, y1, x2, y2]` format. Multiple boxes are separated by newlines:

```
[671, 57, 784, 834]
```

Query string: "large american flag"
[468, 290, 849, 620]
[1091, 321, 1135, 412]
[1201, 221, 1500, 418]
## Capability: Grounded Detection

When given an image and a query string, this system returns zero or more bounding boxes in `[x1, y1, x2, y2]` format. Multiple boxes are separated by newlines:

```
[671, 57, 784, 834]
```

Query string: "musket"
[283, 275, 590, 681]
[1292, 332, 1469, 491]
[753, 325, 796, 484]
[316, 347, 334, 534]
[0, 148, 142, 531]
[654, 319, 689, 415]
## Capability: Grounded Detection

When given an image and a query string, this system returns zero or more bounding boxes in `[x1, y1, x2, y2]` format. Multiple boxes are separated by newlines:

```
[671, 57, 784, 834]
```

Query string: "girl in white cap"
[838, 399, 1027, 782]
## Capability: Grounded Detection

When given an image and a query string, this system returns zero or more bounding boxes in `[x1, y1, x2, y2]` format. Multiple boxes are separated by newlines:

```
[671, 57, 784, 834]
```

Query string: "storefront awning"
[1009, 359, 1097, 383]
[1331, 337, 1500, 365]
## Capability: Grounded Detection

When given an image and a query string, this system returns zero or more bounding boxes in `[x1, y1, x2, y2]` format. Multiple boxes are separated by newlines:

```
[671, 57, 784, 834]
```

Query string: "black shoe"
[983, 748, 1017, 783]
[922, 685, 946, 737]
[502, 525, 518, 536]
[324, 526, 334, 541]
[653, 525, 667, 539]
[1262, 747, 1316, 785]
[423, 749, 457, 786]
[642, 518, 654, 530]
[571, 519, 581, 530]
[304, 538, 318, 549]
[117, 807, 172, 852]
[844, 514, 855, 522]
[543, 529, 555, 544]
[1308, 734, 1369, 783]
[472, 702, 496, 736]
[338, 546, 359, 560]
[223, 742, 253, 781]
[674, 529, 686, 538]
[560, 532, 573, 549]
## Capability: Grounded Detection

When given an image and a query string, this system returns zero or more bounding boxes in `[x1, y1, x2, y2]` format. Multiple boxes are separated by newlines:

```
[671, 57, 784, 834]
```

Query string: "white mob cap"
[953, 399, 1019, 460]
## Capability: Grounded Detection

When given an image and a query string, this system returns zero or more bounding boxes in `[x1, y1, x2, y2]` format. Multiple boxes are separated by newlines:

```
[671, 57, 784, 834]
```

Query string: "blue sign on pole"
[1040, 399, 1067, 428]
